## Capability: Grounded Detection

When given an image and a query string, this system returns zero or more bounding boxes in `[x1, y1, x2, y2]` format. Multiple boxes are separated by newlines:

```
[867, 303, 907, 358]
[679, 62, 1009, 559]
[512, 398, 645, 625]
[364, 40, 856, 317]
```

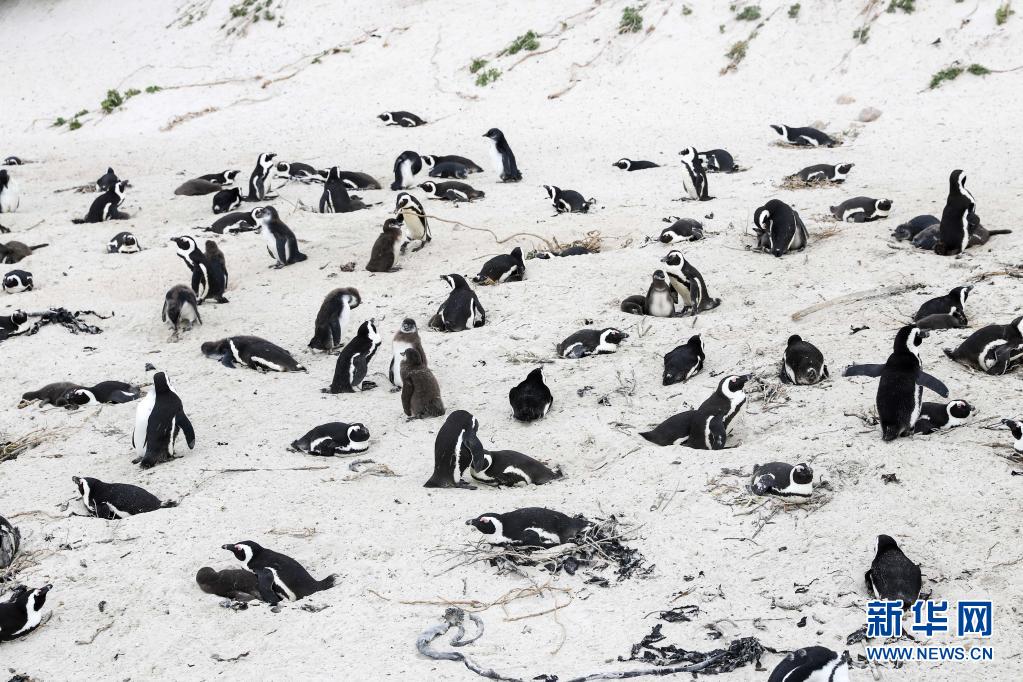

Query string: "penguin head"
[876, 198, 893, 212]
[947, 400, 973, 420]
[791, 463, 814, 485]
[377, 112, 393, 123]
[72, 475, 93, 501]
[837, 163, 855, 175]
[510, 246, 524, 263]
[601, 327, 629, 345]
[420, 155, 437, 167]
[25, 584, 52, 613]
[10, 309, 28, 325]
[753, 205, 772, 231]
[347, 423, 370, 443]
[275, 161, 290, 175]
[326, 166, 341, 182]
[659, 250, 684, 267]
[65, 389, 92, 406]
[114, 180, 129, 197]
[651, 269, 668, 283]
[677, 147, 697, 162]
[874, 534, 900, 557]
[418, 181, 437, 194]
[541, 185, 557, 200]
[152, 371, 171, 394]
[483, 128, 502, 141]
[122, 233, 138, 247]
[527, 366, 545, 384]
[358, 318, 380, 342]
[200, 340, 224, 357]
[770, 124, 786, 137]
[687, 334, 703, 352]
[1001, 418, 1023, 440]
[394, 192, 421, 213]
[399, 318, 418, 334]
[195, 567, 217, 586]
[952, 285, 972, 308]
[613, 159, 631, 170]
[722, 374, 752, 396]
[949, 169, 966, 194]
[401, 347, 424, 367]
[224, 170, 240, 182]
[787, 334, 802, 347]
[466, 515, 498, 534]
[222, 541, 261, 563]
[441, 274, 469, 290]
[895, 325, 926, 357]
[258, 152, 277, 168]
[170, 236, 198, 255]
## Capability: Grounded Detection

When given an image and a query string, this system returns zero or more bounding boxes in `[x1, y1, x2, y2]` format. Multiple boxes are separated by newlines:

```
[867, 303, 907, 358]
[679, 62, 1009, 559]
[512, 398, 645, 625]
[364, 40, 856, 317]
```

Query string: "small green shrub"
[853, 26, 870, 43]
[619, 6, 643, 33]
[682, 5, 692, 16]
[929, 65, 964, 89]
[469, 58, 488, 74]
[100, 89, 124, 113]
[75, 109, 89, 118]
[502, 30, 539, 56]
[123, 88, 141, 100]
[475, 68, 501, 87]
[967, 63, 991, 76]
[68, 120, 82, 131]
[736, 5, 761, 21]
[53, 117, 67, 127]
[145, 85, 162, 94]
[995, 2, 1014, 25]
[726, 40, 748, 62]
[887, 0, 915, 13]
[788, 4, 800, 18]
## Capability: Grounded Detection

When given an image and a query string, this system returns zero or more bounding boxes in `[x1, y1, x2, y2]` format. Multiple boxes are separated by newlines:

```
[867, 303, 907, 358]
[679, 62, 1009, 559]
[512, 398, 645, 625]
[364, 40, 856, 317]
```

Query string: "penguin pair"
[483, 128, 522, 181]
[640, 374, 750, 449]
[782, 336, 828, 385]
[418, 180, 484, 202]
[389, 318, 426, 388]
[770, 124, 838, 147]
[320, 167, 371, 213]
[473, 247, 525, 284]
[254, 206, 306, 267]
[621, 271, 677, 317]
[678, 147, 710, 200]
[944, 316, 1023, 375]
[394, 192, 430, 250]
[660, 251, 721, 315]
[754, 199, 808, 257]
[162, 285, 202, 335]
[557, 327, 628, 359]
[831, 196, 892, 223]
[751, 462, 814, 502]
[659, 216, 704, 243]
[72, 180, 129, 223]
[171, 236, 229, 303]
[2, 269, 32, 293]
[543, 185, 593, 213]
[308, 287, 361, 352]
[132, 371, 195, 468]
[72, 475, 174, 519]
[788, 162, 854, 184]
[291, 422, 370, 456]
[0, 240, 48, 264]
[221, 541, 336, 603]
[400, 347, 445, 419]
[108, 231, 141, 254]
[378, 111, 426, 127]
[246, 152, 277, 201]
[429, 275, 485, 332]
[0, 169, 20, 213]
[201, 336, 306, 372]
[467, 508, 588, 546]
[325, 319, 381, 393]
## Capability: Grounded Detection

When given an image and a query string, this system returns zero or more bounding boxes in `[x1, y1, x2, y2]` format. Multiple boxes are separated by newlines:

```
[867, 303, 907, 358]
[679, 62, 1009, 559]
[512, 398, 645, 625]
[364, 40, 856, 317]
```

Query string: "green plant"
[469, 58, 488, 74]
[501, 30, 539, 56]
[75, 109, 88, 118]
[853, 26, 870, 43]
[726, 40, 748, 62]
[123, 88, 141, 99]
[735, 5, 761, 21]
[887, 0, 915, 13]
[69, 120, 82, 131]
[967, 63, 991, 76]
[100, 89, 124, 113]
[682, 5, 692, 15]
[929, 65, 964, 89]
[788, 3, 800, 18]
[719, 23, 725, 33]
[995, 2, 1013, 25]
[145, 85, 162, 94]
[619, 6, 643, 33]
[53, 117, 67, 127]
[475, 68, 501, 87]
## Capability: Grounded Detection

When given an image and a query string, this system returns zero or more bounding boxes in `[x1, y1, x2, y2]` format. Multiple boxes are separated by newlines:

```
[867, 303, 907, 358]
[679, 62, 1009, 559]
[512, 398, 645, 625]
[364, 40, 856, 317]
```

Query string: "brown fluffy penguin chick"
[400, 348, 445, 419]
[366, 218, 407, 272]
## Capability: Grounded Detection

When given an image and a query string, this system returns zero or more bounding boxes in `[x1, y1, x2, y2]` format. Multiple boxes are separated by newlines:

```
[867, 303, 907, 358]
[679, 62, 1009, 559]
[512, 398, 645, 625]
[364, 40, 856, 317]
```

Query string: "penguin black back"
[509, 367, 553, 422]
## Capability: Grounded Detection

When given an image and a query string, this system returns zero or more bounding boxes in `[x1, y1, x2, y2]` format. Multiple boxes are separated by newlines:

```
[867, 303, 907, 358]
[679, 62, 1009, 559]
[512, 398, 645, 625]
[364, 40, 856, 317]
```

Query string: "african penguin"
[96, 167, 119, 193]
[914, 286, 971, 322]
[0, 169, 20, 213]
[543, 185, 593, 213]
[72, 180, 129, 223]
[2, 156, 23, 166]
[482, 128, 522, 181]
[659, 216, 704, 243]
[768, 647, 850, 682]
[865, 535, 922, 606]
[471, 449, 562, 486]
[366, 218, 408, 272]
[557, 328, 628, 359]
[644, 270, 678, 317]
[466, 508, 589, 546]
[943, 316, 1023, 374]
[0, 584, 51, 641]
[830, 196, 893, 223]
[915, 311, 968, 331]
[697, 149, 739, 173]
[428, 274, 486, 332]
[391, 150, 423, 190]
[418, 180, 485, 202]
[336, 170, 382, 190]
[400, 348, 445, 419]
[425, 410, 487, 488]
[320, 167, 369, 213]
[427, 161, 470, 179]
[246, 152, 277, 201]
[612, 158, 659, 171]
[20, 382, 81, 407]
[0, 309, 32, 339]
[750, 462, 814, 502]
[699, 374, 751, 429]
[290, 422, 370, 456]
[394, 192, 430, 249]
[389, 317, 426, 388]
[325, 319, 381, 393]
[914, 400, 973, 433]
[782, 335, 829, 385]
[206, 211, 256, 235]
[659, 250, 721, 315]
[893, 214, 939, 242]
[640, 410, 696, 446]
[72, 475, 172, 519]
[195, 567, 262, 602]
[0, 240, 48, 264]
[378, 111, 426, 127]
[473, 247, 525, 284]
[212, 187, 242, 214]
[421, 154, 484, 174]
[171, 235, 229, 303]
[108, 231, 141, 253]
[197, 170, 241, 186]
[678, 147, 710, 201]
[162, 284, 202, 334]
[2, 269, 32, 293]
[308, 287, 361, 352]
[201, 336, 306, 372]
[222, 541, 336, 601]
[1001, 419, 1023, 453]
[275, 161, 324, 183]
[770, 124, 838, 147]
[509, 367, 553, 422]
[254, 206, 306, 267]
[663, 335, 705, 385]
[935, 169, 976, 256]
[789, 162, 854, 185]
[131, 371, 195, 468]
[174, 178, 222, 196]
[63, 381, 141, 407]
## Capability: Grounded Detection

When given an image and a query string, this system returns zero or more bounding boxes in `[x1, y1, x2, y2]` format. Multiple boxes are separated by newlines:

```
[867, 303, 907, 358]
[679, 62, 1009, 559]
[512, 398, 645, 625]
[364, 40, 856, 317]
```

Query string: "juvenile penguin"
[290, 422, 370, 456]
[644, 270, 678, 317]
[162, 284, 202, 334]
[557, 327, 628, 359]
[388, 317, 426, 388]
[366, 218, 408, 272]
[678, 147, 710, 201]
[195, 567, 262, 602]
[63, 381, 141, 406]
[659, 216, 704, 243]
[171, 235, 229, 303]
[72, 180, 129, 223]
[391, 150, 423, 190]
[425, 410, 486, 488]
[543, 185, 593, 213]
[400, 348, 445, 419]
[789, 162, 854, 184]
[108, 231, 141, 253]
[770, 124, 838, 147]
[1001, 419, 1023, 453]
[935, 169, 976, 256]
[132, 371, 195, 468]
[72, 475, 171, 519]
[471, 449, 562, 486]
[830, 196, 892, 223]
[378, 111, 426, 127]
[663, 335, 705, 385]
[2, 269, 32, 293]
[482, 128, 522, 181]
[325, 319, 381, 393]
[914, 286, 971, 322]
[660, 250, 721, 315]
[319, 167, 369, 213]
[782, 335, 829, 385]
[429, 274, 486, 332]
[473, 247, 525, 284]
[246, 152, 277, 201]
[174, 178, 221, 196]
[394, 192, 430, 249]
[893, 214, 939, 242]
[915, 310, 968, 331]
[943, 316, 1023, 374]
[418, 179, 485, 202]
[865, 535, 922, 605]
[0, 584, 51, 641]
[0, 169, 19, 213]
[612, 158, 659, 171]
[466, 508, 589, 546]
[0, 240, 48, 264]
[308, 287, 361, 352]
[201, 336, 306, 372]
[254, 205, 306, 267]
[750, 462, 814, 502]
[20, 382, 81, 407]
[212, 187, 242, 214]
[768, 647, 850, 682]
[509, 367, 553, 422]
[914, 400, 973, 433]
[697, 149, 739, 173]
[222, 541, 336, 601]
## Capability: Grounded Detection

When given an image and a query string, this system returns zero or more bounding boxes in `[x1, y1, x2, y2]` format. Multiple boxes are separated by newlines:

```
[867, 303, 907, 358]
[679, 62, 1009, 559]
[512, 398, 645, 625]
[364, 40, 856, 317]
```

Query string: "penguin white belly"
[260, 227, 279, 261]
[452, 431, 465, 484]
[337, 306, 351, 343]
[798, 135, 820, 146]
[979, 340, 1004, 369]
[12, 605, 42, 636]
[503, 466, 531, 484]
[487, 142, 504, 175]
[482, 518, 515, 544]
[179, 302, 198, 324]
[132, 391, 156, 455]
[391, 340, 412, 386]
[403, 210, 426, 240]
[399, 159, 414, 188]
[250, 356, 284, 372]
[525, 527, 561, 545]
[647, 294, 674, 317]
[959, 212, 969, 253]
[196, 264, 209, 299]
[0, 182, 19, 213]
[681, 168, 698, 199]
[909, 384, 923, 427]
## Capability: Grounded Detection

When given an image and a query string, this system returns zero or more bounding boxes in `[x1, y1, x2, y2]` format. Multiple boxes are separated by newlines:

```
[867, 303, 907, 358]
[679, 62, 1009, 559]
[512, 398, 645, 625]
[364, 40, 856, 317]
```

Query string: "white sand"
[2, 1, 1022, 679]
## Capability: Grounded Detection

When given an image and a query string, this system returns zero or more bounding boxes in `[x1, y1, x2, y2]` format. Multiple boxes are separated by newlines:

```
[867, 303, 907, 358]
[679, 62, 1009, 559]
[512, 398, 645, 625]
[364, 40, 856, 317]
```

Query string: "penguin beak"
[465, 519, 474, 525]
[658, 255, 669, 263]
[221, 544, 235, 551]
[918, 330, 930, 339]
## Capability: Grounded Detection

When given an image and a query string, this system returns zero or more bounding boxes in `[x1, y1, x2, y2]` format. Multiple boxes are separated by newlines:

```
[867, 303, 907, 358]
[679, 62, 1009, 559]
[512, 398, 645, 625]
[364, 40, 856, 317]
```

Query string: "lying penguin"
[201, 336, 306, 372]
[750, 462, 814, 503]
[781, 335, 828, 385]
[290, 422, 370, 456]
[466, 508, 590, 546]
[944, 315, 1023, 375]
[658, 216, 704, 243]
[221, 541, 336, 602]
[914, 400, 973, 434]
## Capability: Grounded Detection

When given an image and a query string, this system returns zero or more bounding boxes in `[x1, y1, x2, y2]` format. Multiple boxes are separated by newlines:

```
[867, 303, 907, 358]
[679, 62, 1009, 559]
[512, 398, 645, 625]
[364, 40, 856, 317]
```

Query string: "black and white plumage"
[96, 167, 119, 193]
[366, 218, 408, 272]
[206, 211, 257, 235]
[336, 171, 381, 190]
[663, 335, 705, 385]
[418, 180, 484, 202]
[201, 335, 306, 372]
[290, 422, 370, 456]
[915, 311, 969, 331]
[63, 381, 141, 407]
[222, 541, 336, 601]
[319, 167, 369, 213]
[131, 371, 195, 469]
[471, 449, 562, 486]
[678, 147, 710, 201]
[754, 199, 809, 257]
[2, 269, 32, 293]
[378, 111, 426, 127]
[865, 534, 922, 606]
[543, 185, 593, 213]
[473, 247, 524, 284]
[0, 584, 51, 642]
[621, 270, 677, 317]
[195, 567, 263, 602]
[466, 508, 589, 546]
[246, 152, 277, 201]
[2, 156, 23, 166]
[0, 309, 31, 339]
[308, 287, 361, 352]
[1001, 419, 1023, 453]
[697, 149, 739, 173]
[325, 319, 382, 393]
[0, 515, 19, 569]
[914, 400, 973, 433]
[422, 154, 484, 174]
[944, 316, 1023, 374]
[936, 169, 976, 256]
[171, 235, 229, 303]
[770, 124, 838, 147]
[162, 284, 202, 334]
[72, 475, 170, 519]
[254, 206, 306, 267]
[275, 161, 324, 183]
[751, 462, 814, 502]
[0, 169, 19, 213]
[425, 410, 487, 489]
[830, 196, 892, 223]
[659, 250, 721, 315]
[429, 274, 486, 332]
[768, 647, 850, 682]
[197, 170, 241, 186]
[391, 150, 423, 190]
[427, 161, 470, 179]
[394, 192, 430, 249]
[687, 412, 726, 450]
[644, 375, 751, 448]
[20, 382, 82, 407]
[72, 180, 129, 223]
[789, 162, 854, 184]
[108, 231, 141, 253]
[914, 286, 971, 322]
[782, 335, 829, 385]
[212, 187, 242, 214]
[557, 327, 628, 359]
[659, 216, 704, 243]
[482, 128, 522, 181]
[509, 367, 553, 422]
[700, 374, 750, 431]
[612, 158, 659, 171]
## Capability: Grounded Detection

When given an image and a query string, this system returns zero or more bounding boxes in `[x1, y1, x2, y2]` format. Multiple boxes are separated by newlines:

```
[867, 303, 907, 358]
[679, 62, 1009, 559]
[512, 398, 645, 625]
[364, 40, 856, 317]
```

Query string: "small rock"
[836, 95, 856, 104]
[858, 107, 882, 122]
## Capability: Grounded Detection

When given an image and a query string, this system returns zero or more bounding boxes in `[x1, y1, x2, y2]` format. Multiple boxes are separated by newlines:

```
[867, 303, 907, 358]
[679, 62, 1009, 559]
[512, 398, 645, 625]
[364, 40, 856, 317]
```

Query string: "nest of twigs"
[439, 516, 651, 585]
[776, 176, 831, 191]
[525, 230, 604, 258]
[1, 429, 55, 464]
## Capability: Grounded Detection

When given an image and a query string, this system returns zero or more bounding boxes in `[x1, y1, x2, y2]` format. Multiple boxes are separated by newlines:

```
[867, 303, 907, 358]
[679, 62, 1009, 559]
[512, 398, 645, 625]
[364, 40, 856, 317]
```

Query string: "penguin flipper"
[916, 371, 949, 398]
[843, 363, 884, 378]
[220, 354, 236, 368]
[178, 412, 196, 448]
[401, 378, 413, 416]
[255, 569, 282, 605]
[914, 418, 938, 435]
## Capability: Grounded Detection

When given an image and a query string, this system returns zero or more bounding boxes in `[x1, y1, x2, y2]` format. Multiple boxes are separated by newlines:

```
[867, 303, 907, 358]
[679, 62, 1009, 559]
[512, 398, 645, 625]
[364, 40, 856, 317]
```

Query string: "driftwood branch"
[791, 283, 924, 321]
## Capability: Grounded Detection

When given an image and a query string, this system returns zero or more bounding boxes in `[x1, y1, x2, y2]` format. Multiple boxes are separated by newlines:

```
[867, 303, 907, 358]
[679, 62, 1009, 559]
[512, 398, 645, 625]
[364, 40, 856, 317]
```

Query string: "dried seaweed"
[622, 625, 770, 674]
[0, 308, 109, 343]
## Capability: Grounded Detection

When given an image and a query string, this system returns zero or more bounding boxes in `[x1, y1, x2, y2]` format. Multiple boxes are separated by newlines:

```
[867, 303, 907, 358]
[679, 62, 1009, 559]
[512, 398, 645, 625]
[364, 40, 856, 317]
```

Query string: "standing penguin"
[935, 170, 977, 256]
[424, 410, 486, 489]
[394, 192, 430, 250]
[509, 367, 553, 422]
[246, 152, 277, 201]
[325, 319, 381, 393]
[171, 236, 229, 303]
[659, 251, 721, 315]
[400, 348, 445, 419]
[0, 170, 20, 213]
[645, 270, 678, 317]
[782, 335, 829, 385]
[72, 180, 129, 223]
[429, 274, 486, 332]
[663, 335, 705, 385]
[366, 218, 408, 272]
[72, 475, 172, 519]
[319, 167, 369, 213]
[0, 584, 51, 642]
[132, 371, 195, 468]
[482, 128, 522, 181]
[754, 199, 809, 257]
[389, 317, 426, 388]
[698, 374, 751, 430]
[254, 206, 306, 267]
[162, 284, 202, 334]
[472, 247, 525, 284]
[865, 535, 922, 606]
[221, 541, 336, 601]
[391, 151, 423, 190]
[768, 647, 850, 682]
[543, 185, 594, 213]
[678, 147, 710, 201]
[308, 287, 361, 352]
